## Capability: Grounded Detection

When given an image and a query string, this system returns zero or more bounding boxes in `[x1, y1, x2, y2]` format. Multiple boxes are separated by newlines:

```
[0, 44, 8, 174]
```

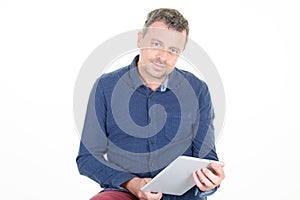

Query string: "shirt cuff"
[194, 186, 219, 197]
[110, 172, 137, 190]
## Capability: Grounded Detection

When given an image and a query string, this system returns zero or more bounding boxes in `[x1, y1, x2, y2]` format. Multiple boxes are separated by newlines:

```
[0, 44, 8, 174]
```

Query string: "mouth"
[152, 62, 167, 71]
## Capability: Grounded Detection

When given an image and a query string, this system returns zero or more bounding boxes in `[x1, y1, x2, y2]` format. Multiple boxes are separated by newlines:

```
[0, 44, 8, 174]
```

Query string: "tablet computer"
[141, 156, 222, 195]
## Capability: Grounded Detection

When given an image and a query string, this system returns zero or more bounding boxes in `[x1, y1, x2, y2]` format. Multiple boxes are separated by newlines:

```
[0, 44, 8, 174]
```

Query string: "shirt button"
[150, 140, 155, 144]
[149, 95, 154, 100]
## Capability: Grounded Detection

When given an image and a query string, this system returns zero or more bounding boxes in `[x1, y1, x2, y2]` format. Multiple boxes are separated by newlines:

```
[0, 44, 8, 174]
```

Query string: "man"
[76, 8, 225, 200]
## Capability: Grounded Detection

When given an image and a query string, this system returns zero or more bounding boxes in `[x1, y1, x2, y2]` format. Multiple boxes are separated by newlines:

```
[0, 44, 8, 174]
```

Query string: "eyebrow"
[151, 38, 163, 43]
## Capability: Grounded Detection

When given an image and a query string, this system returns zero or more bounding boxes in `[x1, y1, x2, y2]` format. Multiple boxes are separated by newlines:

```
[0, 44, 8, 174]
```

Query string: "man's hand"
[192, 161, 225, 192]
[121, 177, 162, 200]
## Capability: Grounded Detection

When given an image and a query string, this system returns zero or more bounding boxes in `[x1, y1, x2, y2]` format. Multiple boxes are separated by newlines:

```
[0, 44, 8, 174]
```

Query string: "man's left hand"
[192, 161, 225, 192]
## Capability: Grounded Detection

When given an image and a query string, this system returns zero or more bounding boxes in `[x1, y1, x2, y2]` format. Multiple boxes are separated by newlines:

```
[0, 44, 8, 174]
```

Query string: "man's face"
[137, 21, 187, 83]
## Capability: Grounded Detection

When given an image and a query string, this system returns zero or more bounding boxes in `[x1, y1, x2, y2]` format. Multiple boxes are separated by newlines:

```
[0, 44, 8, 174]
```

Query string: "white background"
[1, 0, 299, 199]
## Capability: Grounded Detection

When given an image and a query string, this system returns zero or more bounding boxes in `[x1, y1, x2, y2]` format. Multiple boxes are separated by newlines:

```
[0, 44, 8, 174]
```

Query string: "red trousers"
[90, 190, 138, 200]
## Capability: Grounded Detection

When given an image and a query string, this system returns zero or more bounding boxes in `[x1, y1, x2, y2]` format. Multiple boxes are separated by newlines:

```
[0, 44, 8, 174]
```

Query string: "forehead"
[144, 21, 187, 48]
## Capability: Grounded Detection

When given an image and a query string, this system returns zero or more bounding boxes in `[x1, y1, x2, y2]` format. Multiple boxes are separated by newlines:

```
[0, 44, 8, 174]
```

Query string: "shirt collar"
[128, 56, 144, 90]
[160, 77, 168, 92]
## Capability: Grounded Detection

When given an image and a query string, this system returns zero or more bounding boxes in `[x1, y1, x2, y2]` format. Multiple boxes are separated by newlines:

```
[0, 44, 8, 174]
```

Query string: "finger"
[193, 171, 214, 192]
[157, 192, 163, 199]
[195, 170, 214, 189]
[198, 169, 214, 188]
[143, 178, 152, 184]
[209, 162, 225, 180]
[193, 171, 205, 190]
[145, 191, 162, 199]
[201, 167, 219, 185]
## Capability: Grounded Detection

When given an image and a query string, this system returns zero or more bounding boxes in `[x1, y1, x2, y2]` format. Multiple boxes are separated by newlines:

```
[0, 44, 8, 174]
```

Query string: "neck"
[137, 61, 166, 91]
[139, 73, 164, 91]
[144, 82, 162, 91]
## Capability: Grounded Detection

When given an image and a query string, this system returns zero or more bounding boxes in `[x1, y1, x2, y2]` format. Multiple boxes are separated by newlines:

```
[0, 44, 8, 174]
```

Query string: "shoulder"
[99, 65, 130, 83]
[93, 65, 130, 88]
[91, 65, 131, 98]
[174, 68, 209, 93]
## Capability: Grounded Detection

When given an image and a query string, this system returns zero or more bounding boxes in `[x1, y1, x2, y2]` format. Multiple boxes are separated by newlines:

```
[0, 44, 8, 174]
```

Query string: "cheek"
[140, 49, 154, 60]
[168, 58, 178, 68]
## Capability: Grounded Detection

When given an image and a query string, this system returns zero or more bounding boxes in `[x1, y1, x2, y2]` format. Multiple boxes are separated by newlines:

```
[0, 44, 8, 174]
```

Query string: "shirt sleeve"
[192, 81, 220, 197]
[76, 78, 136, 189]
[192, 81, 218, 161]
[195, 186, 219, 198]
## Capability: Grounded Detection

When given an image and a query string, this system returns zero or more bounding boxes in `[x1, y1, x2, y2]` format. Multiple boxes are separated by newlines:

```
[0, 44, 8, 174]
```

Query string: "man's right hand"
[121, 177, 163, 200]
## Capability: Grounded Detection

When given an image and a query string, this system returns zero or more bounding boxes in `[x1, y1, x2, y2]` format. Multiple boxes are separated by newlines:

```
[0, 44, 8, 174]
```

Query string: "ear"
[137, 31, 143, 48]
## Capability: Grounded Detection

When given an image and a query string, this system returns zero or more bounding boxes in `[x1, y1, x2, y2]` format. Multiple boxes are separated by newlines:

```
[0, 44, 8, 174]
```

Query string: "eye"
[152, 41, 161, 48]
[169, 47, 179, 55]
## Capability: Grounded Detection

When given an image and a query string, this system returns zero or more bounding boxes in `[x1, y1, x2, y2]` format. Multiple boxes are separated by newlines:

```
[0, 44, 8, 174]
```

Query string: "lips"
[152, 61, 167, 71]
[153, 63, 164, 68]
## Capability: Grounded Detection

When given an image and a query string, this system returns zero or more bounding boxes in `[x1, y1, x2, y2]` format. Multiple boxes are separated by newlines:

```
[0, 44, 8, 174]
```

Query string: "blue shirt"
[76, 56, 219, 199]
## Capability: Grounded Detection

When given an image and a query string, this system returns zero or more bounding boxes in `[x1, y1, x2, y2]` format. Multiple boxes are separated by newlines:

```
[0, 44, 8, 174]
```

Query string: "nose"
[156, 49, 169, 62]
